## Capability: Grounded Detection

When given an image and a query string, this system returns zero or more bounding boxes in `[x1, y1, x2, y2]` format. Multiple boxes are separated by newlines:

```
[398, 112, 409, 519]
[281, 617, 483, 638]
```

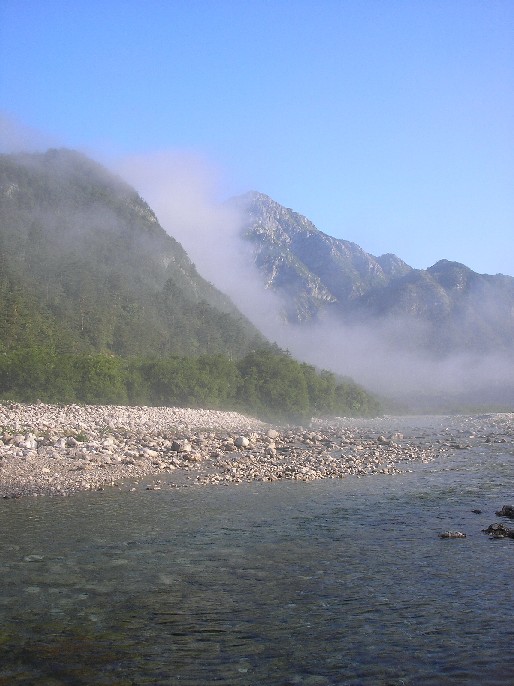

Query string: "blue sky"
[1, 0, 513, 276]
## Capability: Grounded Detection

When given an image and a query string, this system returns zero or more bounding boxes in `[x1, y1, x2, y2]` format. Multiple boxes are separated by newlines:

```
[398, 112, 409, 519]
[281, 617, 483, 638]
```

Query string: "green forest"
[0, 347, 380, 422]
[0, 150, 264, 359]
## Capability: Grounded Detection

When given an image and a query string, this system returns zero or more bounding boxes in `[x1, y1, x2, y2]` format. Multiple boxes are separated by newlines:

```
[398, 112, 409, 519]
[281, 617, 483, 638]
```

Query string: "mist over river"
[1, 415, 513, 685]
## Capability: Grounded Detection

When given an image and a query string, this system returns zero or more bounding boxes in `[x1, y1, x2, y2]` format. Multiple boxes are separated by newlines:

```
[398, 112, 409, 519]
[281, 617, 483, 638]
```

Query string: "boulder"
[142, 448, 159, 459]
[482, 523, 514, 539]
[495, 505, 514, 519]
[171, 440, 192, 453]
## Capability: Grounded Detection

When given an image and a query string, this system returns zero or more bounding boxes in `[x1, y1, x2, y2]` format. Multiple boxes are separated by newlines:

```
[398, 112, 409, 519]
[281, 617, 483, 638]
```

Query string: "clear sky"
[1, 0, 513, 276]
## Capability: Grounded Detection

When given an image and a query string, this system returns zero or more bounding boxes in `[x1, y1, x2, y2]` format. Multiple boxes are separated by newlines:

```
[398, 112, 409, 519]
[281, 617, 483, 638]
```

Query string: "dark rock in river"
[495, 505, 514, 519]
[482, 523, 514, 539]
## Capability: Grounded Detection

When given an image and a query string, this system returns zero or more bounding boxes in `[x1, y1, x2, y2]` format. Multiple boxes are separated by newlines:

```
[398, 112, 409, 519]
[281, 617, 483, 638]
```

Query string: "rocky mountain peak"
[233, 191, 414, 322]
[232, 191, 514, 358]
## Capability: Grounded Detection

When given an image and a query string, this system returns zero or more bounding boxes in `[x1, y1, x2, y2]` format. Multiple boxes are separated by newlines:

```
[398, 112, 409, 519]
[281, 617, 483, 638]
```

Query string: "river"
[1, 417, 513, 685]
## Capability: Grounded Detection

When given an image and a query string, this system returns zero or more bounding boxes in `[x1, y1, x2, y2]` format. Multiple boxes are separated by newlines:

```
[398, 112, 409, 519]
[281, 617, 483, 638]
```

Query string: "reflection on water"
[0, 444, 513, 685]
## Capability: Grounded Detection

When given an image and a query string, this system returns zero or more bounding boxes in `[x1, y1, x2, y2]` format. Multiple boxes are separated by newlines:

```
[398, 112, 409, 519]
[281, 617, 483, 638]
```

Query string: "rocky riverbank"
[1, 403, 513, 498]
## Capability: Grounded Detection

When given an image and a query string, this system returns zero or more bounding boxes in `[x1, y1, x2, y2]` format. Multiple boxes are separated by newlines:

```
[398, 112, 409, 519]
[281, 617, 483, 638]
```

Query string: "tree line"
[0, 347, 380, 422]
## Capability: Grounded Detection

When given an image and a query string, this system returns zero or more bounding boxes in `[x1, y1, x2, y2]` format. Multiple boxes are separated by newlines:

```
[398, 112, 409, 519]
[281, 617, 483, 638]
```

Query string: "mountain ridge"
[233, 191, 514, 357]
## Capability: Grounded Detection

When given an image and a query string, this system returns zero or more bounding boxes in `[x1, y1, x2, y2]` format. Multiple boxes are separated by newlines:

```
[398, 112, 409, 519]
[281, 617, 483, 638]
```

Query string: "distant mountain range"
[233, 191, 514, 358]
[1, 149, 512, 409]
[0, 149, 264, 357]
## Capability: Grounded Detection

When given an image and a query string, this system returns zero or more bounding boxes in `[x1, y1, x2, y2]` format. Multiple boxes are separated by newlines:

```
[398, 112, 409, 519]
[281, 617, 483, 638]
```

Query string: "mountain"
[0, 149, 264, 357]
[2, 151, 510, 410]
[235, 190, 411, 323]
[234, 191, 514, 358]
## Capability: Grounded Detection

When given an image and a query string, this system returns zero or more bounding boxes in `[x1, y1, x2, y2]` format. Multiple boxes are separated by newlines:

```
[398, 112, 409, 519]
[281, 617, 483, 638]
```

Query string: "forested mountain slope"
[0, 150, 264, 357]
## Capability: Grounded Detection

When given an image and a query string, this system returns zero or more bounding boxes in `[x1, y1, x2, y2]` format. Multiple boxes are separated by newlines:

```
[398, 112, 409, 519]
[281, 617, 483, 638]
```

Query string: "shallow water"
[1, 435, 513, 685]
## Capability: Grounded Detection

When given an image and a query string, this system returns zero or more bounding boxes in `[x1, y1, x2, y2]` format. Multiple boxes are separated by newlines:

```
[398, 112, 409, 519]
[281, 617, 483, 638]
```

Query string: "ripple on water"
[0, 442, 513, 685]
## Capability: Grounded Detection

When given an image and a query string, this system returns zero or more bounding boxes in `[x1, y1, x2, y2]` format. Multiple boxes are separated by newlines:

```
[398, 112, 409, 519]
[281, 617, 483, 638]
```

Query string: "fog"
[118, 151, 287, 331]
[0, 113, 59, 153]
[118, 152, 514, 410]
[267, 317, 514, 406]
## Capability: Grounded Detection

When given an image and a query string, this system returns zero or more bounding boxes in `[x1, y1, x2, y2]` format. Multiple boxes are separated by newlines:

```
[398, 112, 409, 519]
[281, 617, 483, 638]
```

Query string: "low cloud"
[117, 150, 514, 410]
[270, 316, 514, 404]
[0, 113, 58, 153]
[116, 150, 285, 328]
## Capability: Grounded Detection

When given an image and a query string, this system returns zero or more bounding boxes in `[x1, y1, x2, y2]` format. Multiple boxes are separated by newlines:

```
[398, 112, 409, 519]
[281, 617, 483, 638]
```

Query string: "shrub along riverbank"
[0, 347, 380, 422]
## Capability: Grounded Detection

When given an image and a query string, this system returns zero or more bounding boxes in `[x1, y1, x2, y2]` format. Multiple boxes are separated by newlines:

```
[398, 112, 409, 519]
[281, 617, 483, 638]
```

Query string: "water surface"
[1, 434, 513, 685]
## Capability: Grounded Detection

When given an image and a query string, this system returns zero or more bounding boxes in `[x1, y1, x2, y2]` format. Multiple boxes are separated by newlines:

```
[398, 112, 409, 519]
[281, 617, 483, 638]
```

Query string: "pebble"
[0, 403, 512, 498]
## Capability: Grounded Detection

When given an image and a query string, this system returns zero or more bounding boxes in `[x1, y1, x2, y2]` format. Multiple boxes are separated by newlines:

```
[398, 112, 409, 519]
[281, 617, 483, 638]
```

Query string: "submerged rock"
[438, 531, 466, 539]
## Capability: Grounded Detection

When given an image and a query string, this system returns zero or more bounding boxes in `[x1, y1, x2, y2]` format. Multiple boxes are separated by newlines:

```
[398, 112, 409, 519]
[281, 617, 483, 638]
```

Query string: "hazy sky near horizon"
[1, 0, 513, 276]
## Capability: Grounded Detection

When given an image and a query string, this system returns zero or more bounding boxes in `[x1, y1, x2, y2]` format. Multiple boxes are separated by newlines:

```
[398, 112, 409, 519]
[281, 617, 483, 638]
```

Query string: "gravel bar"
[1, 403, 513, 498]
